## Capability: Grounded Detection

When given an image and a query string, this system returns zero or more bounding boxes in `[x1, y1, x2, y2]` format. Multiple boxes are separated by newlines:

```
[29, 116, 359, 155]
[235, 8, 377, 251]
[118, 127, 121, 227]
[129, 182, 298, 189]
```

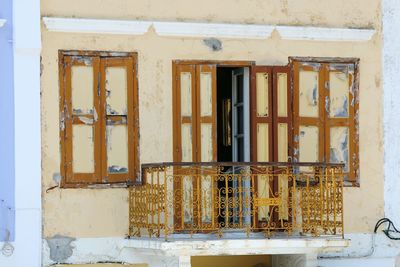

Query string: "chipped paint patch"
[203, 38, 222, 51]
[46, 235, 75, 263]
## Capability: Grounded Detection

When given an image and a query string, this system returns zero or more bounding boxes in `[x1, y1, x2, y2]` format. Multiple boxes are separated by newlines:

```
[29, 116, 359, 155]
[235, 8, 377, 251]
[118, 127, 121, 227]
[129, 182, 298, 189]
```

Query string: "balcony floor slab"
[125, 235, 349, 257]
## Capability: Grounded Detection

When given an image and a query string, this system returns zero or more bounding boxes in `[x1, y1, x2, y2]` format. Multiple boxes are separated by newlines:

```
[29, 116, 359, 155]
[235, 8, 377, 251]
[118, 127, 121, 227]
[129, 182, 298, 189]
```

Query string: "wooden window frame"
[290, 57, 360, 186]
[59, 50, 139, 188]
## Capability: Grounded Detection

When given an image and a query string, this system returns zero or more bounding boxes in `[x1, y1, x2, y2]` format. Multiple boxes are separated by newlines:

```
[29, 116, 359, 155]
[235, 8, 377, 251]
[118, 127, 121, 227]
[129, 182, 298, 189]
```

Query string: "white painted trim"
[42, 17, 152, 35]
[383, 0, 400, 226]
[153, 21, 274, 39]
[276, 26, 375, 42]
[0, 19, 6, 28]
[12, 0, 42, 266]
[42, 17, 375, 42]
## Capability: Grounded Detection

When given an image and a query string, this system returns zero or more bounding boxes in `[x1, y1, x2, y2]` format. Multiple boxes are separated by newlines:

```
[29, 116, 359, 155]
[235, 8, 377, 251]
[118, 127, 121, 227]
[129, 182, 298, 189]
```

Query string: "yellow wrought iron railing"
[128, 162, 344, 240]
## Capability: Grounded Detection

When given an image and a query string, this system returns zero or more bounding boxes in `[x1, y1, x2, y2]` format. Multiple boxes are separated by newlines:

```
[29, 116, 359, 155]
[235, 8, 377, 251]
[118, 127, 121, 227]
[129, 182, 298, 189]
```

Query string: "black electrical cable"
[374, 218, 400, 240]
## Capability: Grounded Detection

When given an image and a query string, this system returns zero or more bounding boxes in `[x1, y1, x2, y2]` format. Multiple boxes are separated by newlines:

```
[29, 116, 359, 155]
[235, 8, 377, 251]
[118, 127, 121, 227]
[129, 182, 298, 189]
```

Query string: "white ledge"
[0, 19, 6, 28]
[126, 237, 349, 256]
[153, 21, 274, 39]
[276, 26, 375, 42]
[42, 17, 152, 35]
[42, 17, 375, 42]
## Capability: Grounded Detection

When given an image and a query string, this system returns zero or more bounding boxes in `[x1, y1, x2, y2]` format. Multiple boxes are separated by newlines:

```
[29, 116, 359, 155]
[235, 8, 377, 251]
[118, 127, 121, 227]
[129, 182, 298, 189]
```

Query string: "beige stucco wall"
[41, 0, 383, 238]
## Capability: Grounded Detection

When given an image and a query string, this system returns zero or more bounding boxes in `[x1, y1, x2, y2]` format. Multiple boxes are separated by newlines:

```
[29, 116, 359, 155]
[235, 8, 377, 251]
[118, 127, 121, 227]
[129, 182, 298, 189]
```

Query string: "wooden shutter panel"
[292, 62, 325, 166]
[250, 66, 274, 223]
[272, 66, 293, 163]
[250, 66, 274, 163]
[173, 63, 217, 229]
[324, 63, 357, 182]
[100, 56, 137, 183]
[173, 64, 217, 163]
[173, 64, 197, 163]
[196, 64, 217, 162]
[61, 55, 102, 185]
[272, 66, 292, 221]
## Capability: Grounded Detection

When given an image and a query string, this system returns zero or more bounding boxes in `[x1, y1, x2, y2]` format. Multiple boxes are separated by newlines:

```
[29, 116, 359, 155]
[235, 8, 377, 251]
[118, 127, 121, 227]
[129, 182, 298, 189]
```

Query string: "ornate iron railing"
[129, 162, 344, 240]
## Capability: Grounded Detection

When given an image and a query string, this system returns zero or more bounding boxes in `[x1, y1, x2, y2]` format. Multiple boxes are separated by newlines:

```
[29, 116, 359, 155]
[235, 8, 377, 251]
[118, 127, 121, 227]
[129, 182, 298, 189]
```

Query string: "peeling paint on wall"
[203, 38, 222, 51]
[46, 235, 75, 263]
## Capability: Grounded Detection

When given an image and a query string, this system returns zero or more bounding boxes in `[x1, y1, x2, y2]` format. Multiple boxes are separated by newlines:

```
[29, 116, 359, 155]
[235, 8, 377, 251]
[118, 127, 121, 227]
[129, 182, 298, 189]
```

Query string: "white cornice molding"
[276, 25, 375, 42]
[42, 17, 152, 35]
[42, 17, 375, 42]
[0, 19, 6, 28]
[153, 21, 274, 39]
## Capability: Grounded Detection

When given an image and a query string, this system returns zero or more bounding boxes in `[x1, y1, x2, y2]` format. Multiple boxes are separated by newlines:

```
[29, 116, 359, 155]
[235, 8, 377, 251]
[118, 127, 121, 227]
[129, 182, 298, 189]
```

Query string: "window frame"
[59, 50, 139, 188]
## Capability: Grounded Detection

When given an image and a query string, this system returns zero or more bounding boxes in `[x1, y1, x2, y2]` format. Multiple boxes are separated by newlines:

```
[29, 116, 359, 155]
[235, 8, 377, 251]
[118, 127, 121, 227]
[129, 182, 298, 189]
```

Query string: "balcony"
[128, 162, 344, 240]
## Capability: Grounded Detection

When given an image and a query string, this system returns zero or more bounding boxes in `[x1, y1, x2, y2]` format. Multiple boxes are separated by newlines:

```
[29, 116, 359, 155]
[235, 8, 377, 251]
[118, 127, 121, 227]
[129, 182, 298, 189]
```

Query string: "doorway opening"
[216, 66, 251, 226]
[216, 67, 250, 163]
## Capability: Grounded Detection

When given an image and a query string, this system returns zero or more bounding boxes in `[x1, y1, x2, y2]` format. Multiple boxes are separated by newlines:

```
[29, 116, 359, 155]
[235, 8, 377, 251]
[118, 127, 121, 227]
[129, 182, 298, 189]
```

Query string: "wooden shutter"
[173, 64, 197, 163]
[292, 60, 358, 183]
[173, 63, 217, 229]
[272, 66, 293, 163]
[100, 56, 138, 183]
[250, 66, 274, 223]
[250, 66, 274, 163]
[61, 55, 102, 185]
[324, 63, 357, 182]
[272, 66, 292, 221]
[173, 64, 217, 163]
[293, 62, 325, 166]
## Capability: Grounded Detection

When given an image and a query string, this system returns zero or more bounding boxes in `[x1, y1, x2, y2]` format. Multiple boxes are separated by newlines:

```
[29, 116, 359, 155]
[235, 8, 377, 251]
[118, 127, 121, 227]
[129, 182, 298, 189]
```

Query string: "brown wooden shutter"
[172, 63, 217, 230]
[272, 66, 292, 221]
[173, 64, 197, 163]
[250, 66, 274, 163]
[195, 64, 217, 162]
[292, 61, 325, 165]
[324, 62, 357, 182]
[100, 56, 138, 183]
[272, 66, 293, 163]
[61, 55, 102, 185]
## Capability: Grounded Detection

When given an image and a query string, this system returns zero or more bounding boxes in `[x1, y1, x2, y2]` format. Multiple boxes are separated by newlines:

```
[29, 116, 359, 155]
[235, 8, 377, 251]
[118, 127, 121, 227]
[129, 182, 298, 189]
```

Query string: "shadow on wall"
[192, 255, 271, 267]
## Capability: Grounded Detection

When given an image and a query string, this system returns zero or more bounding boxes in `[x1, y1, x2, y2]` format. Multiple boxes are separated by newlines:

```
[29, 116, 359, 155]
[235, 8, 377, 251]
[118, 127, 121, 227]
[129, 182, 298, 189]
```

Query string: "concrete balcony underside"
[126, 235, 349, 257]
[125, 234, 349, 267]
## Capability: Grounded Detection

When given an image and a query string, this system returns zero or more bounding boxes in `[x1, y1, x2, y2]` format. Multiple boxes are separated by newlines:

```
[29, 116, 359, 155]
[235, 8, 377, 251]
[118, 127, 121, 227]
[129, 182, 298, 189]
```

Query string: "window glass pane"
[106, 66, 128, 115]
[256, 73, 268, 117]
[299, 70, 319, 117]
[71, 65, 93, 115]
[200, 72, 212, 116]
[330, 127, 349, 172]
[277, 73, 288, 117]
[107, 125, 128, 173]
[181, 72, 192, 117]
[329, 72, 349, 118]
[257, 123, 269, 161]
[181, 124, 193, 162]
[72, 125, 94, 173]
